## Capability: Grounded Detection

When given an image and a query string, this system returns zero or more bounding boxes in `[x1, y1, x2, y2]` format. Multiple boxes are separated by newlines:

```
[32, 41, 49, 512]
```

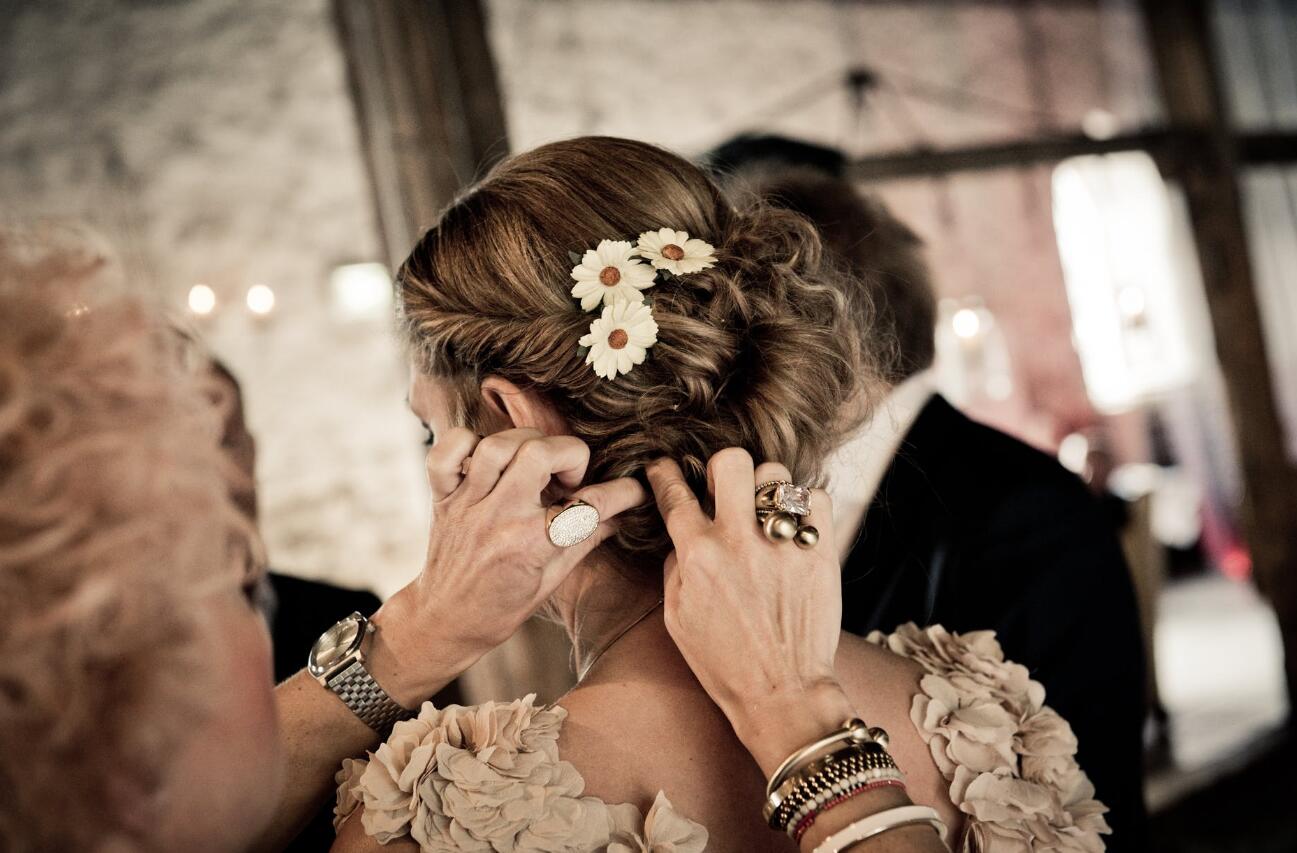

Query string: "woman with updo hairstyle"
[333, 138, 1110, 853]
[397, 136, 878, 577]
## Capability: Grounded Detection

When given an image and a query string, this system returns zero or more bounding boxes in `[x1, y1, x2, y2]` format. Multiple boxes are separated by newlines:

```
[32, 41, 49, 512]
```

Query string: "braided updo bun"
[398, 136, 882, 572]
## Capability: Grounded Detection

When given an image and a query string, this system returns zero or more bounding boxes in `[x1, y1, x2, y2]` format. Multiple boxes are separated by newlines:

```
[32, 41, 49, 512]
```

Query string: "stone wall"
[0, 0, 427, 595]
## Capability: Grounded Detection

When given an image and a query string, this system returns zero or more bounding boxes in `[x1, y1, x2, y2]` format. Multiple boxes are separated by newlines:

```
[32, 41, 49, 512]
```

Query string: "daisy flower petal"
[582, 301, 659, 380]
[570, 239, 657, 311]
[635, 228, 716, 275]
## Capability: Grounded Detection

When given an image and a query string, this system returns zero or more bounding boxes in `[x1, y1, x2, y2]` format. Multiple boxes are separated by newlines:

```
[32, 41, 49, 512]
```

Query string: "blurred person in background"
[710, 134, 1148, 848]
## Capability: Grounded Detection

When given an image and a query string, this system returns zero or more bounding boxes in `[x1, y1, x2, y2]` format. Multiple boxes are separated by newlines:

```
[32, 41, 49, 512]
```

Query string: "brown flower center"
[661, 244, 685, 261]
[607, 328, 629, 350]
[599, 266, 621, 286]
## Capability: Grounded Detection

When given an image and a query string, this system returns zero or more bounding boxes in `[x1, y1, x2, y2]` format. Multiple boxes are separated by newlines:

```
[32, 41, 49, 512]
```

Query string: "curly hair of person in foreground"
[0, 224, 272, 852]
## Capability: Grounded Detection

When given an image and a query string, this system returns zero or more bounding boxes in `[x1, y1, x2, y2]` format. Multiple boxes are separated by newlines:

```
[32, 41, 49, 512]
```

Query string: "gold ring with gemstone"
[754, 480, 820, 550]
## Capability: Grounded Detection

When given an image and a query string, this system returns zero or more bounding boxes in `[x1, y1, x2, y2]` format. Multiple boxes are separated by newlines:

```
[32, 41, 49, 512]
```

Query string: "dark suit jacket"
[841, 395, 1147, 849]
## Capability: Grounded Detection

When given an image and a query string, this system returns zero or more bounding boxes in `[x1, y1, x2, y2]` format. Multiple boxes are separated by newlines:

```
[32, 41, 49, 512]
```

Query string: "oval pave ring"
[754, 480, 820, 550]
[547, 499, 601, 548]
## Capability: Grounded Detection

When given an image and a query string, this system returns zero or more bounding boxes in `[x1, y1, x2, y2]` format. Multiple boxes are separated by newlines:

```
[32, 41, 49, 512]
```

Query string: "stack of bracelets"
[762, 718, 949, 851]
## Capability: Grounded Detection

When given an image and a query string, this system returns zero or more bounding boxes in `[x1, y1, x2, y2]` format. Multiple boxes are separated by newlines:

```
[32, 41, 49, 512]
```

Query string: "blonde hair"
[398, 137, 882, 571]
[0, 224, 254, 851]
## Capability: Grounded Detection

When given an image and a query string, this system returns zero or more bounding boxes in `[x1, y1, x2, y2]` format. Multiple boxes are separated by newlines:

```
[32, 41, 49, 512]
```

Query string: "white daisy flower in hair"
[635, 228, 716, 275]
[569, 239, 657, 311]
[579, 300, 659, 379]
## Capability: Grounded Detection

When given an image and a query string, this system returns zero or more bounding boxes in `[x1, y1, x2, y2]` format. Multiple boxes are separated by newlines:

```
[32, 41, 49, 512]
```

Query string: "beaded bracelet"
[767, 746, 902, 829]
[790, 778, 908, 842]
[766, 742, 901, 828]
[765, 741, 902, 830]
[773, 764, 904, 834]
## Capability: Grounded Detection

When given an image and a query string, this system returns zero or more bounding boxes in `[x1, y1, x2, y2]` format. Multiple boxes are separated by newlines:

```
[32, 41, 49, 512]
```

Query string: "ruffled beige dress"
[334, 624, 1109, 852]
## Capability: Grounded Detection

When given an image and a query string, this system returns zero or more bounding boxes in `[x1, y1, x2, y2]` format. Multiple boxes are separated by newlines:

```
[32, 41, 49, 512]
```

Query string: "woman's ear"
[480, 376, 569, 436]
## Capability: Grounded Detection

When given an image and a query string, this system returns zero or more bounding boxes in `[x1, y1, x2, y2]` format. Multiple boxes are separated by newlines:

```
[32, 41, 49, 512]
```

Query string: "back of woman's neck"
[557, 567, 668, 683]
[574, 604, 696, 691]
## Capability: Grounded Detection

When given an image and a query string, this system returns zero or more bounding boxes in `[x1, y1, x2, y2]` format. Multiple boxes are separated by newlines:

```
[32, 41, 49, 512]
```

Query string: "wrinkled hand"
[373, 427, 644, 705]
[646, 448, 856, 775]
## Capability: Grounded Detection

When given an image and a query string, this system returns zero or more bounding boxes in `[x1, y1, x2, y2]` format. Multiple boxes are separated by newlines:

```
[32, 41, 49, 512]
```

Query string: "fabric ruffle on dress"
[333, 694, 708, 853]
[335, 626, 1109, 852]
[866, 623, 1111, 853]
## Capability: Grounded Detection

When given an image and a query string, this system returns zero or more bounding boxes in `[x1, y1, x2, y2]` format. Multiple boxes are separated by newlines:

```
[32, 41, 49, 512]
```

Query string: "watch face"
[309, 617, 362, 677]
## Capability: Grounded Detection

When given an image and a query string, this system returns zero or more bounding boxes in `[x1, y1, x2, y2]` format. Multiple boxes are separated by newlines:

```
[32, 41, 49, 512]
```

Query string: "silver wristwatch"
[308, 611, 413, 732]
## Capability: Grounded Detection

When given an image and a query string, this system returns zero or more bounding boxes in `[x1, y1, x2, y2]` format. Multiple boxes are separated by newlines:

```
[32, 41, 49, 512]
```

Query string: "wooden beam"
[332, 0, 509, 269]
[844, 129, 1297, 182]
[1239, 131, 1297, 166]
[844, 130, 1177, 181]
[1141, 0, 1297, 714]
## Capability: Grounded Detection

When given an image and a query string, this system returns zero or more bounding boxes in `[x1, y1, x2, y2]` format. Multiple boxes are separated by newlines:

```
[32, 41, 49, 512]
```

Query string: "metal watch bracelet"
[324, 659, 414, 732]
[309, 612, 415, 733]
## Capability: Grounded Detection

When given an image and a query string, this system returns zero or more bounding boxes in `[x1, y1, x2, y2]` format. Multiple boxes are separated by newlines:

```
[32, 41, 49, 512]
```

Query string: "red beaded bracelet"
[792, 778, 908, 843]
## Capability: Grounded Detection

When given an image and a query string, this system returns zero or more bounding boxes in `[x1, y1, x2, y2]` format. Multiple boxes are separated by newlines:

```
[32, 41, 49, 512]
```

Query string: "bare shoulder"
[552, 626, 960, 848]
[835, 633, 961, 830]
[556, 645, 779, 852]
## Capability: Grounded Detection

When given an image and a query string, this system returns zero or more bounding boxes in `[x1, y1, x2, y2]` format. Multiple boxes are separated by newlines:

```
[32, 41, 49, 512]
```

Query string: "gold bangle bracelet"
[765, 718, 886, 798]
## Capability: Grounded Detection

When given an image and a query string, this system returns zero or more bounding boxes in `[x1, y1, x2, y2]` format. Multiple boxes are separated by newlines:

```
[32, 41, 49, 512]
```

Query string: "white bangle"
[812, 804, 947, 853]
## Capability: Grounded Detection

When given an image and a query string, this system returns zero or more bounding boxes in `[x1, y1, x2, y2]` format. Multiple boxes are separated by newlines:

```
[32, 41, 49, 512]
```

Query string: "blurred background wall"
[487, 0, 1160, 447]
[0, 0, 428, 596]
